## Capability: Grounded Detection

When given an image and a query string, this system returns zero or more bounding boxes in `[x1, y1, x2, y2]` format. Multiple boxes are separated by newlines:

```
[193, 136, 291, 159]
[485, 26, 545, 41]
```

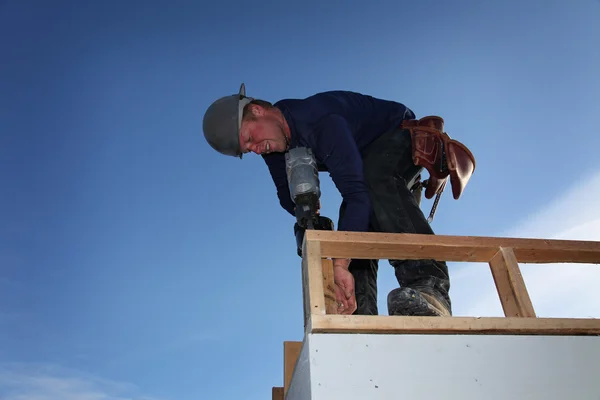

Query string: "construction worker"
[202, 84, 452, 317]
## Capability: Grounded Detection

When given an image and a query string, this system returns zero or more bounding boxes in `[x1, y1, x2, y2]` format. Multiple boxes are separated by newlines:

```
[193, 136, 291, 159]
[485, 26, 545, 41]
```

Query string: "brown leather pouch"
[401, 116, 475, 200]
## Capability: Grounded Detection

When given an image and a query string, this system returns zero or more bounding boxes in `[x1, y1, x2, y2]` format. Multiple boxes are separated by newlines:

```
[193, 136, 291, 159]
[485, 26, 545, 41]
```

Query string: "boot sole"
[387, 287, 451, 317]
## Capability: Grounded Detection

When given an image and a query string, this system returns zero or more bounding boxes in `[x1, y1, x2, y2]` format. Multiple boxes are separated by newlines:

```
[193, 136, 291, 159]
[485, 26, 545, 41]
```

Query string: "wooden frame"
[301, 230, 600, 336]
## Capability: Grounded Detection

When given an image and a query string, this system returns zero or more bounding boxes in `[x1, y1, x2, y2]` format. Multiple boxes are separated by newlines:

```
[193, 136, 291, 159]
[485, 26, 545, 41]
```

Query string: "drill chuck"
[285, 147, 321, 227]
[293, 192, 320, 229]
[294, 215, 334, 257]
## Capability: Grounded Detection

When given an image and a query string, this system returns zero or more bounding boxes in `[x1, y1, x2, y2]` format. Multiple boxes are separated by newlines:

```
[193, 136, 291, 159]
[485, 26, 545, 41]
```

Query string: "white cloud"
[450, 170, 600, 318]
[0, 364, 164, 400]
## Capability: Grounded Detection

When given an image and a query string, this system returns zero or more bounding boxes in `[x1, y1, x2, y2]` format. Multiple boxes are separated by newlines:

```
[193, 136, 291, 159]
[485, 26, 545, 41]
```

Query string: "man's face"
[239, 107, 288, 155]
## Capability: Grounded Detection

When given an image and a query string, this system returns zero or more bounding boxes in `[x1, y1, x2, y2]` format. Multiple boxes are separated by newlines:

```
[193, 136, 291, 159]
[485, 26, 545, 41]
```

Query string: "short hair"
[242, 99, 274, 121]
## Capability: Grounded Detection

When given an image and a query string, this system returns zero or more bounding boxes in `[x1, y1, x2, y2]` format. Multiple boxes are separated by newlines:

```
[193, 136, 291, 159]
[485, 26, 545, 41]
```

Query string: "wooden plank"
[309, 314, 600, 336]
[306, 230, 600, 264]
[284, 341, 302, 396]
[272, 387, 284, 400]
[301, 238, 325, 323]
[489, 247, 536, 317]
[322, 259, 337, 315]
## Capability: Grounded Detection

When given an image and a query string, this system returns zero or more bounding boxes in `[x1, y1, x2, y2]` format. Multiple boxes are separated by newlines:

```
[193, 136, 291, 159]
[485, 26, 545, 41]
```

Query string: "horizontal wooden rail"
[310, 315, 600, 336]
[301, 230, 600, 336]
[306, 230, 600, 264]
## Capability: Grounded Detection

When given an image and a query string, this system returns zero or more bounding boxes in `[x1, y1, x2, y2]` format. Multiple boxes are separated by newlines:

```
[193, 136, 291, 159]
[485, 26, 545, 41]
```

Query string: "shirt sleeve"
[261, 152, 295, 217]
[310, 114, 371, 232]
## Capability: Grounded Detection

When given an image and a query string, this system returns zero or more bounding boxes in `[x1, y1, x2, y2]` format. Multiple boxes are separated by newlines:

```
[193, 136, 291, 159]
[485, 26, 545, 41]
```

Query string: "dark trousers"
[338, 127, 451, 315]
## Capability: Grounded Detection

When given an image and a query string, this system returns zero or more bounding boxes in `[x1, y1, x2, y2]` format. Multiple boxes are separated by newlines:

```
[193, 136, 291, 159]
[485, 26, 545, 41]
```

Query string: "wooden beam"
[301, 238, 325, 324]
[310, 314, 600, 336]
[284, 341, 302, 396]
[305, 230, 600, 264]
[272, 387, 283, 400]
[322, 259, 337, 315]
[489, 247, 536, 317]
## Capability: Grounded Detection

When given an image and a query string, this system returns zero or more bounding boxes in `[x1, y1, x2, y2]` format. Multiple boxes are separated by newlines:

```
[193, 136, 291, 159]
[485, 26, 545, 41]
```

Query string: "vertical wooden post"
[284, 341, 302, 397]
[301, 237, 325, 326]
[489, 247, 536, 317]
[322, 259, 337, 314]
[272, 387, 284, 400]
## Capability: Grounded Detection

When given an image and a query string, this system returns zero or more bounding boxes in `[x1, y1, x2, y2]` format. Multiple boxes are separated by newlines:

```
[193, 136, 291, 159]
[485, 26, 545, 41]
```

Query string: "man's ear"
[249, 104, 265, 117]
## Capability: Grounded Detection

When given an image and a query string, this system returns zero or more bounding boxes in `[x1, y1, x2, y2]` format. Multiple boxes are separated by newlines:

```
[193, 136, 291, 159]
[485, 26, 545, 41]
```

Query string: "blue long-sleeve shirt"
[261, 90, 415, 232]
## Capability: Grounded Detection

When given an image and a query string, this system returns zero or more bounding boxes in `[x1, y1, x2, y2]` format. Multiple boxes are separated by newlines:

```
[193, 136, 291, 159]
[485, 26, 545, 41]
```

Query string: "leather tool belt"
[401, 115, 476, 204]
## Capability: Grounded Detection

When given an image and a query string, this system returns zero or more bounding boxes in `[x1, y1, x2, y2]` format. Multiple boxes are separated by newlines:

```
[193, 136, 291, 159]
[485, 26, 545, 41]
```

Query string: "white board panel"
[302, 333, 600, 400]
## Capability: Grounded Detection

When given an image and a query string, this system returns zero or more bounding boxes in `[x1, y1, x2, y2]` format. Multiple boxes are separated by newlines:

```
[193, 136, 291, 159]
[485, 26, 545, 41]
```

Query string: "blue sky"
[1, 0, 600, 399]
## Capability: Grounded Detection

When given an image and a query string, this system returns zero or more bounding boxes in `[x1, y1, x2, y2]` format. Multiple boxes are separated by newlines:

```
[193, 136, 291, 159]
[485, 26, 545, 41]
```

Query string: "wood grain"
[272, 387, 283, 400]
[489, 247, 536, 317]
[284, 341, 302, 396]
[310, 314, 600, 336]
[301, 238, 325, 326]
[321, 259, 337, 315]
[305, 230, 600, 264]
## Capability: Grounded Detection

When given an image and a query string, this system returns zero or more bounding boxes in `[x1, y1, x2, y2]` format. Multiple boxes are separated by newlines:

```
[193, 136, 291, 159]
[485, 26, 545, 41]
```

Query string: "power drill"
[285, 147, 334, 257]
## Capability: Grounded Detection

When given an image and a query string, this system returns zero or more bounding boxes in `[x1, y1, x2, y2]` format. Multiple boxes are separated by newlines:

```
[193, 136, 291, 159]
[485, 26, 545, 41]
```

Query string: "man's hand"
[333, 258, 356, 315]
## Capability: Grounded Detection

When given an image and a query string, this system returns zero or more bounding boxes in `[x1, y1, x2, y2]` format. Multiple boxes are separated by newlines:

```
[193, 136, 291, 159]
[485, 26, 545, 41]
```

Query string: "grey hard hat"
[202, 83, 253, 158]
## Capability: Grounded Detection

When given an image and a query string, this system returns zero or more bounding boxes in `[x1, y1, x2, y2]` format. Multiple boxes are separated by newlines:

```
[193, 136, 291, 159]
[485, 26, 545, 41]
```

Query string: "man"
[202, 83, 454, 317]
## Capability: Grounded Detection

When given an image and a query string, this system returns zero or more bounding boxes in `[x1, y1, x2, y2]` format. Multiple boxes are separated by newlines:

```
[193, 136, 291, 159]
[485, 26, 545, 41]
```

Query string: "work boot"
[389, 260, 452, 316]
[387, 285, 452, 317]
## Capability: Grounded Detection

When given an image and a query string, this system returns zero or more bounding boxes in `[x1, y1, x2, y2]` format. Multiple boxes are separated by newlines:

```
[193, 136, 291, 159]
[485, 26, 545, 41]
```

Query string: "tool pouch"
[401, 116, 476, 200]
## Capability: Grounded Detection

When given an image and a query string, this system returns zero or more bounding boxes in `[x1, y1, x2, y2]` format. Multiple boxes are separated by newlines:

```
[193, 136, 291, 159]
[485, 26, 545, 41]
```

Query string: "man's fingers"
[341, 285, 351, 300]
[340, 280, 354, 301]
[343, 297, 355, 315]
[348, 295, 357, 313]
[345, 286, 354, 300]
[337, 288, 353, 315]
[333, 268, 356, 315]
[334, 286, 347, 312]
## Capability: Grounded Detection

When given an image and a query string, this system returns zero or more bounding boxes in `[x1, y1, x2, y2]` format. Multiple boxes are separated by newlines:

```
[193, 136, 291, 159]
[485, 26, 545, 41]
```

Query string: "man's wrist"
[333, 258, 351, 270]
